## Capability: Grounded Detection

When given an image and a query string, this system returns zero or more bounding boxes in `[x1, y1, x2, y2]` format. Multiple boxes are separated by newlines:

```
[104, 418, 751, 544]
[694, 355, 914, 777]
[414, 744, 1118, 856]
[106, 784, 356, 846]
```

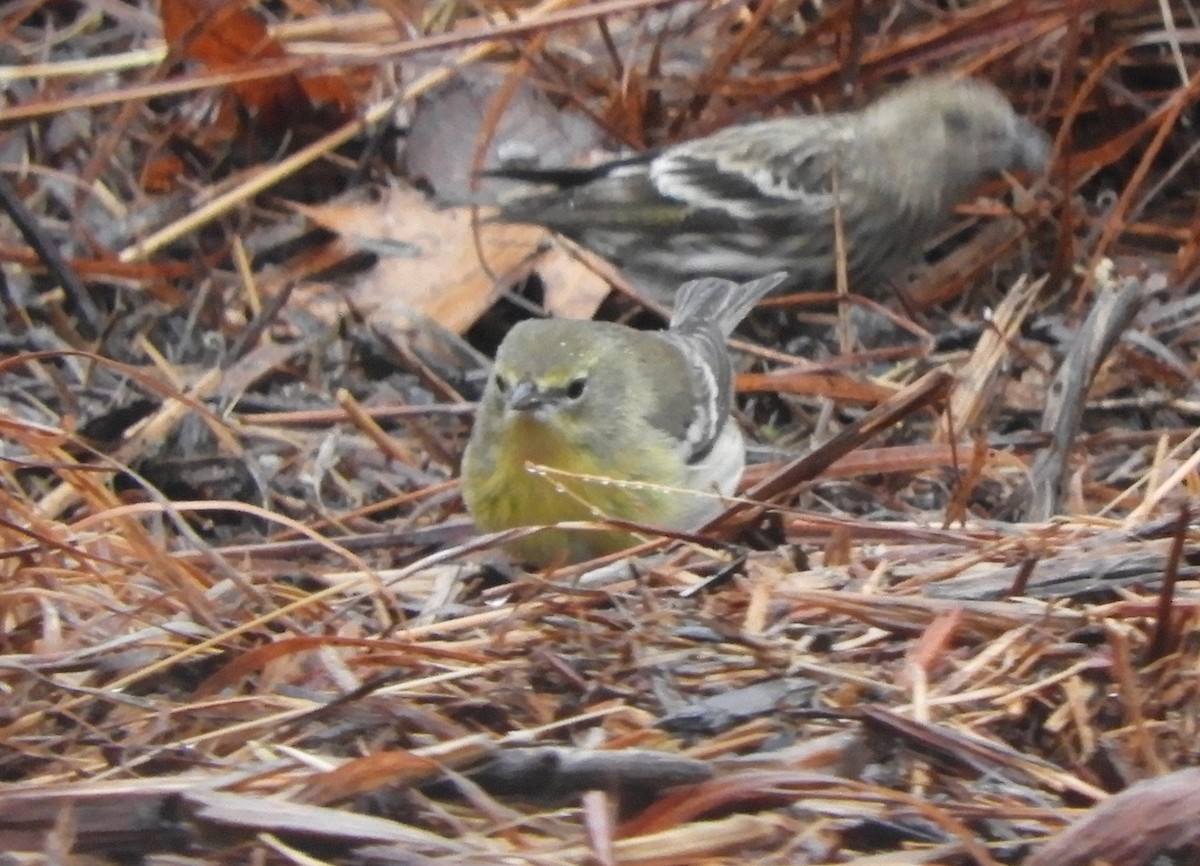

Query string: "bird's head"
[483, 319, 625, 448]
[862, 76, 1050, 199]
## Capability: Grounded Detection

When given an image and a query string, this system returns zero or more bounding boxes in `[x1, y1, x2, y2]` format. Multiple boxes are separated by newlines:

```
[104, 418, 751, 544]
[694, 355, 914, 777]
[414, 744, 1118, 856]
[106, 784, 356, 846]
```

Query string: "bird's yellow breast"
[463, 413, 695, 565]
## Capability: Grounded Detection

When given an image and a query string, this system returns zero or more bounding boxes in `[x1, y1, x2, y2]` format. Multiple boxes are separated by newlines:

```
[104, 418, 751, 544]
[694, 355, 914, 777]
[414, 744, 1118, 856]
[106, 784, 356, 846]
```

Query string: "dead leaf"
[295, 187, 609, 334]
[1025, 767, 1200, 866]
[532, 244, 612, 318]
[160, 0, 355, 139]
[405, 67, 605, 203]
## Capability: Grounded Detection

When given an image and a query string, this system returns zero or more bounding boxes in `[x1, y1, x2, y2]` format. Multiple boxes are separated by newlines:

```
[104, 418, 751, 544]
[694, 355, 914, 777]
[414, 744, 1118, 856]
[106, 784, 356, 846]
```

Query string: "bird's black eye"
[566, 377, 587, 400]
[943, 107, 972, 134]
[494, 374, 510, 394]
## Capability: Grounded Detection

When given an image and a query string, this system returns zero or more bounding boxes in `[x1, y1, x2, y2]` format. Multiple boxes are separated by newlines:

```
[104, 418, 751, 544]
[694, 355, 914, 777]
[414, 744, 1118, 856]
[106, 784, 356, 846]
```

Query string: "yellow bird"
[461, 273, 785, 565]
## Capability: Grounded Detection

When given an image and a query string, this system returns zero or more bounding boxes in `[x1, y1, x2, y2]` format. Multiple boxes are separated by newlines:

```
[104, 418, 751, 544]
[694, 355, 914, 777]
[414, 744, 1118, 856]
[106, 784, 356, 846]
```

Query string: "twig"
[1025, 269, 1142, 520]
[0, 173, 103, 337]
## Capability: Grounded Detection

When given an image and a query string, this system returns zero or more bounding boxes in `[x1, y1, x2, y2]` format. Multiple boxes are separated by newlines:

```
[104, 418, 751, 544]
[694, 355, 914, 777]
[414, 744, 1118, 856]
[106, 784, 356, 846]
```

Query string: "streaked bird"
[491, 75, 1049, 299]
[460, 272, 786, 566]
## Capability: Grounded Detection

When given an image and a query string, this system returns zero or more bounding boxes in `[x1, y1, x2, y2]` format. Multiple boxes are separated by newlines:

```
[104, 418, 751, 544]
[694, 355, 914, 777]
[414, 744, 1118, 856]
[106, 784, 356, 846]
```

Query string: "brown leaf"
[294, 188, 608, 334]
[1024, 767, 1200, 866]
[405, 68, 605, 202]
[160, 0, 354, 137]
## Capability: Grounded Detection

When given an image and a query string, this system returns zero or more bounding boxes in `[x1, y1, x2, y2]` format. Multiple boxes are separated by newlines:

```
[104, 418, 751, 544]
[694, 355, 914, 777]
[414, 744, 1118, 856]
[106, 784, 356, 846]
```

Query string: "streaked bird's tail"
[671, 272, 790, 336]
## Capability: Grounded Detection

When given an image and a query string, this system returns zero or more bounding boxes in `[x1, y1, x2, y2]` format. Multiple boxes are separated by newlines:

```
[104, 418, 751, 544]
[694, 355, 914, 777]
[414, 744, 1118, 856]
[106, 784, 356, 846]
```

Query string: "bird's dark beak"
[1015, 118, 1051, 172]
[506, 378, 545, 411]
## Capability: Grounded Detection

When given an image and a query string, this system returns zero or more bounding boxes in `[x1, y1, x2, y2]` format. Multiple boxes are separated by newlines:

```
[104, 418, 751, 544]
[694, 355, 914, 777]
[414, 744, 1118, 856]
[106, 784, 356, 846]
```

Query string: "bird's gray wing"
[483, 153, 655, 188]
[493, 156, 694, 235]
[650, 117, 853, 219]
[647, 330, 729, 464]
[650, 273, 785, 460]
[671, 273, 788, 335]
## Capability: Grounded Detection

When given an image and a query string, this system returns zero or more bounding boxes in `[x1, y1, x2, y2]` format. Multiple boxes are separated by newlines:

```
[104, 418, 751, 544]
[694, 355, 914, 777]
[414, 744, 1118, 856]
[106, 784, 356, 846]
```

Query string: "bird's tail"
[670, 272, 790, 336]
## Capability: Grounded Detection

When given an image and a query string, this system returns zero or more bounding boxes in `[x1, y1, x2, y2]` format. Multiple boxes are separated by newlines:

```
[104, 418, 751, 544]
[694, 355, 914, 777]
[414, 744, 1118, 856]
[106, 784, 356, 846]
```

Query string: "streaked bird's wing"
[493, 117, 852, 232]
[493, 156, 697, 235]
[483, 153, 655, 188]
[652, 118, 851, 218]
